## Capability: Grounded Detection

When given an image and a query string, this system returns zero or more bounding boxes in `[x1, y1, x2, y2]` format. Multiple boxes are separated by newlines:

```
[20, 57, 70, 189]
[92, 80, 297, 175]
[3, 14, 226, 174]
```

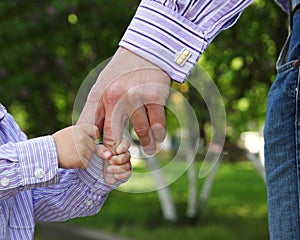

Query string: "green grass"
[67, 160, 269, 240]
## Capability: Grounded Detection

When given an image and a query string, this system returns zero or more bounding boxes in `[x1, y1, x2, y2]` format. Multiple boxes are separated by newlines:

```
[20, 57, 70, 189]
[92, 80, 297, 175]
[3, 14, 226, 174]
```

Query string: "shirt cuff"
[119, 0, 208, 83]
[76, 154, 124, 194]
[16, 136, 59, 188]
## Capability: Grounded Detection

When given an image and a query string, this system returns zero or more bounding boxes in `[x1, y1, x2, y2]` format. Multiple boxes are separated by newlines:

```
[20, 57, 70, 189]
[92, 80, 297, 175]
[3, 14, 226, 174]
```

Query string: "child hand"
[98, 139, 131, 185]
[52, 124, 101, 169]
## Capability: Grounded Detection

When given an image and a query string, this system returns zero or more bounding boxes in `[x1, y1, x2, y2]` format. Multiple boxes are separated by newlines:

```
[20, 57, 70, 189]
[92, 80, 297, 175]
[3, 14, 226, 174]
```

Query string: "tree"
[200, 0, 287, 141]
[0, 0, 288, 225]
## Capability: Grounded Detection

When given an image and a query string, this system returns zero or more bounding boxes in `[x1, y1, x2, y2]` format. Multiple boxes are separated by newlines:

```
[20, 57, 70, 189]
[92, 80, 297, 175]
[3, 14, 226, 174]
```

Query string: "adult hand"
[78, 47, 171, 155]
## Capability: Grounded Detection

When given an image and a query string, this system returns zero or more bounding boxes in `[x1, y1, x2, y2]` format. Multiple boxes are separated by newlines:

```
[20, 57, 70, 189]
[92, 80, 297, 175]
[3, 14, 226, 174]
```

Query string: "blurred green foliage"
[0, 0, 139, 136]
[63, 161, 267, 240]
[0, 0, 288, 143]
[191, 0, 287, 141]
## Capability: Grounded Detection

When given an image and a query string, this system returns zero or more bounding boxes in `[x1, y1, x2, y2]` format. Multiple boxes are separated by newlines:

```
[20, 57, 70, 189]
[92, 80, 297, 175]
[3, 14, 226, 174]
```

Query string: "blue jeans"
[264, 10, 300, 240]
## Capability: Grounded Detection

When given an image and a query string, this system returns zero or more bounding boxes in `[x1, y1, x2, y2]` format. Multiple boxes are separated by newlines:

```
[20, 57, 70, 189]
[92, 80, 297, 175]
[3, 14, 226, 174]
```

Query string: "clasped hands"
[54, 47, 171, 185]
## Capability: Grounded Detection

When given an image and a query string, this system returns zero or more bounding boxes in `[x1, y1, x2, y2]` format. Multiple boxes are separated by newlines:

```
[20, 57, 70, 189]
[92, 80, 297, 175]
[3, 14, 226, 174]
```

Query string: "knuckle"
[105, 85, 122, 104]
[114, 159, 122, 165]
[115, 167, 122, 174]
[127, 91, 141, 103]
[145, 89, 167, 105]
[134, 125, 150, 137]
[146, 93, 160, 103]
[110, 156, 121, 165]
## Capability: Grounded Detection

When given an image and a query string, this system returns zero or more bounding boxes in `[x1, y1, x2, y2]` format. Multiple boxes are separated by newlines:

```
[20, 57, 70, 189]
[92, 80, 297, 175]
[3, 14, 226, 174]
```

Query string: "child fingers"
[104, 174, 117, 185]
[76, 140, 96, 161]
[113, 171, 132, 181]
[74, 126, 98, 152]
[84, 138, 97, 152]
[107, 163, 131, 174]
[79, 124, 100, 140]
[109, 153, 130, 165]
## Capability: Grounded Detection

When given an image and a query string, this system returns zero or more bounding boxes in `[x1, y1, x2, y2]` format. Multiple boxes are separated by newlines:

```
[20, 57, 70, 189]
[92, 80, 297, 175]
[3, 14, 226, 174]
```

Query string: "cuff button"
[175, 49, 191, 67]
[1, 178, 9, 187]
[34, 168, 45, 179]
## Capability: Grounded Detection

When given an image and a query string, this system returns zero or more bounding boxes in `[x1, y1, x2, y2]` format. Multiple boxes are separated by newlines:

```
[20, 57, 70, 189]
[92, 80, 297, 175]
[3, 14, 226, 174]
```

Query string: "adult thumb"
[77, 91, 105, 132]
[102, 114, 125, 154]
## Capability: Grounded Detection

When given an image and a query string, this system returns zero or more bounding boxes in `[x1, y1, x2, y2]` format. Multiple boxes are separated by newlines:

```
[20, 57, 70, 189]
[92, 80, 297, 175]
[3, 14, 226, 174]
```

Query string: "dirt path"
[35, 222, 131, 240]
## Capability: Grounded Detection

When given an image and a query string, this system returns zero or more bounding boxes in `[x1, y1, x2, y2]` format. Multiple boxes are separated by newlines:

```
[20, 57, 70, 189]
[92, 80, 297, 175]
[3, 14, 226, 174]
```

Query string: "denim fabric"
[264, 10, 300, 240]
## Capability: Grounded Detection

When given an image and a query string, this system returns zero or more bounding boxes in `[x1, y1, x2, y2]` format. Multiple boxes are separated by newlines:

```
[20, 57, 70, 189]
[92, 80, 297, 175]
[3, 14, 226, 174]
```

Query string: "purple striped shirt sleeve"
[0, 106, 120, 225]
[119, 0, 254, 83]
[33, 155, 124, 222]
[0, 118, 59, 201]
[76, 154, 125, 193]
[34, 154, 126, 222]
[33, 168, 109, 222]
[16, 137, 59, 187]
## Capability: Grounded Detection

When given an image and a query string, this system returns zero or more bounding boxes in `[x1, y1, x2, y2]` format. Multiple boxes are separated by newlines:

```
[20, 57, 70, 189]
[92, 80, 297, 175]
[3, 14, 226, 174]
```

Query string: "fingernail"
[142, 143, 156, 156]
[103, 151, 111, 159]
[151, 124, 166, 142]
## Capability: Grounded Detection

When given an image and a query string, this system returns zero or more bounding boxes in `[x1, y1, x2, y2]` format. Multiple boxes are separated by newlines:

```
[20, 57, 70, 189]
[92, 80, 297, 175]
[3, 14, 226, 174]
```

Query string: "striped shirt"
[0, 104, 119, 239]
[0, 1, 291, 239]
[119, 0, 289, 83]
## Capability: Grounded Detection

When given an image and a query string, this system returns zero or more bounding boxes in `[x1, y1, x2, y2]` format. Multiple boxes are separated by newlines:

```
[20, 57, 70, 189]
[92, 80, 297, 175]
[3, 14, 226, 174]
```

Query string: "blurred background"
[0, 0, 288, 239]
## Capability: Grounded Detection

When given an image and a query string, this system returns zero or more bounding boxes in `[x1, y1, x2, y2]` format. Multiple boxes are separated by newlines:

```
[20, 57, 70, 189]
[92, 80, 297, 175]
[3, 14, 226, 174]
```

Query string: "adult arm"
[79, 0, 253, 154]
[119, 0, 254, 83]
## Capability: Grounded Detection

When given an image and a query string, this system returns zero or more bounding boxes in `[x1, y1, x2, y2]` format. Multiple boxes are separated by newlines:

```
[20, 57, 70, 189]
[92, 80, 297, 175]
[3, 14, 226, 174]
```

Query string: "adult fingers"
[146, 103, 166, 143]
[77, 84, 105, 131]
[130, 106, 156, 155]
[101, 79, 129, 152]
[102, 111, 126, 153]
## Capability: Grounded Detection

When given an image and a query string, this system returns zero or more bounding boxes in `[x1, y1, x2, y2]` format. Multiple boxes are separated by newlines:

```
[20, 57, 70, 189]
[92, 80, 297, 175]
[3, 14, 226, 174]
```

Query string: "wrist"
[115, 46, 172, 86]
